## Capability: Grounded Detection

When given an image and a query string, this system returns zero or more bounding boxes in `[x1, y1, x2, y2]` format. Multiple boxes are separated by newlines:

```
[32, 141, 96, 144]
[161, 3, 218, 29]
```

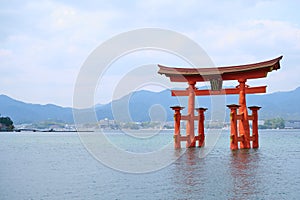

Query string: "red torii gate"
[158, 56, 283, 150]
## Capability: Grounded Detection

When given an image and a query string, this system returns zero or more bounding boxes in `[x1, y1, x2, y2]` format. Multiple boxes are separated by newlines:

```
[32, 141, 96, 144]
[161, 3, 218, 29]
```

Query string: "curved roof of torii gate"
[158, 56, 283, 82]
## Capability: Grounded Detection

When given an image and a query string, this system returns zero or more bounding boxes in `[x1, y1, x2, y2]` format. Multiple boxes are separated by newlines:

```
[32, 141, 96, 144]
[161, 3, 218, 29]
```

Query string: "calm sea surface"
[0, 130, 299, 200]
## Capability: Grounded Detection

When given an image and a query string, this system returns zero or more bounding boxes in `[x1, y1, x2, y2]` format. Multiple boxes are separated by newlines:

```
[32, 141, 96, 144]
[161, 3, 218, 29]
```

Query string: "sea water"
[0, 130, 299, 199]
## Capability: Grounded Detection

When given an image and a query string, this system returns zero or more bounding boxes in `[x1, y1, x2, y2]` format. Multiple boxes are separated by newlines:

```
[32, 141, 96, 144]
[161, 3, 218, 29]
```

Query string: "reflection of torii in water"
[158, 56, 283, 150]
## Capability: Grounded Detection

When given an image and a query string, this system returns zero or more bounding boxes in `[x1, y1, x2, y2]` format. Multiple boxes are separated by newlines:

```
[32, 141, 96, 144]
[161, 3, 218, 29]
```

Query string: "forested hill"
[1, 86, 300, 124]
[95, 87, 300, 122]
[0, 95, 73, 124]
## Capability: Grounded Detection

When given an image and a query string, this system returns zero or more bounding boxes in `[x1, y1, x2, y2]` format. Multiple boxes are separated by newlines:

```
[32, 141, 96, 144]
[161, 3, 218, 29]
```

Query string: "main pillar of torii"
[158, 56, 282, 149]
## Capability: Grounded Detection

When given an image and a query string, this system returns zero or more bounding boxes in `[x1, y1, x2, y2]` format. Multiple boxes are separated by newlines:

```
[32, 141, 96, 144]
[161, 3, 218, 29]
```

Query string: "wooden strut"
[196, 108, 207, 147]
[171, 105, 207, 149]
[171, 106, 184, 149]
[227, 104, 261, 150]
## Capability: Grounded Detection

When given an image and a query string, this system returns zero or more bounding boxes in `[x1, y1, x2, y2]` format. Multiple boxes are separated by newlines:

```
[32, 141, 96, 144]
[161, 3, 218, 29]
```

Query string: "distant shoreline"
[13, 129, 94, 133]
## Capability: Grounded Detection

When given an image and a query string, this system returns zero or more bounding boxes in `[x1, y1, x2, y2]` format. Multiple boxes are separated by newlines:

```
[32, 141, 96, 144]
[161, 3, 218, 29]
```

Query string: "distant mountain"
[97, 87, 300, 121]
[95, 90, 182, 122]
[248, 87, 300, 120]
[1, 87, 300, 124]
[0, 95, 73, 124]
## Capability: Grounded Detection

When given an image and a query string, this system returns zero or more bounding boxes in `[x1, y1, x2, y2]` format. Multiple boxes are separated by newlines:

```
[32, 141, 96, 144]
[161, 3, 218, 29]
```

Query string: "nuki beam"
[172, 86, 266, 96]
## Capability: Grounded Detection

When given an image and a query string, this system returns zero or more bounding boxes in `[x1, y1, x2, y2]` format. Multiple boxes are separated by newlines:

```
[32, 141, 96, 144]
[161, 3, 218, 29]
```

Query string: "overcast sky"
[1, 0, 299, 107]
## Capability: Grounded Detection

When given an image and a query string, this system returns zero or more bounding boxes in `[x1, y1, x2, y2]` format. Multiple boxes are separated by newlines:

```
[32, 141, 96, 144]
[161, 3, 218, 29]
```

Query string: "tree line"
[259, 117, 285, 129]
[0, 116, 14, 131]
